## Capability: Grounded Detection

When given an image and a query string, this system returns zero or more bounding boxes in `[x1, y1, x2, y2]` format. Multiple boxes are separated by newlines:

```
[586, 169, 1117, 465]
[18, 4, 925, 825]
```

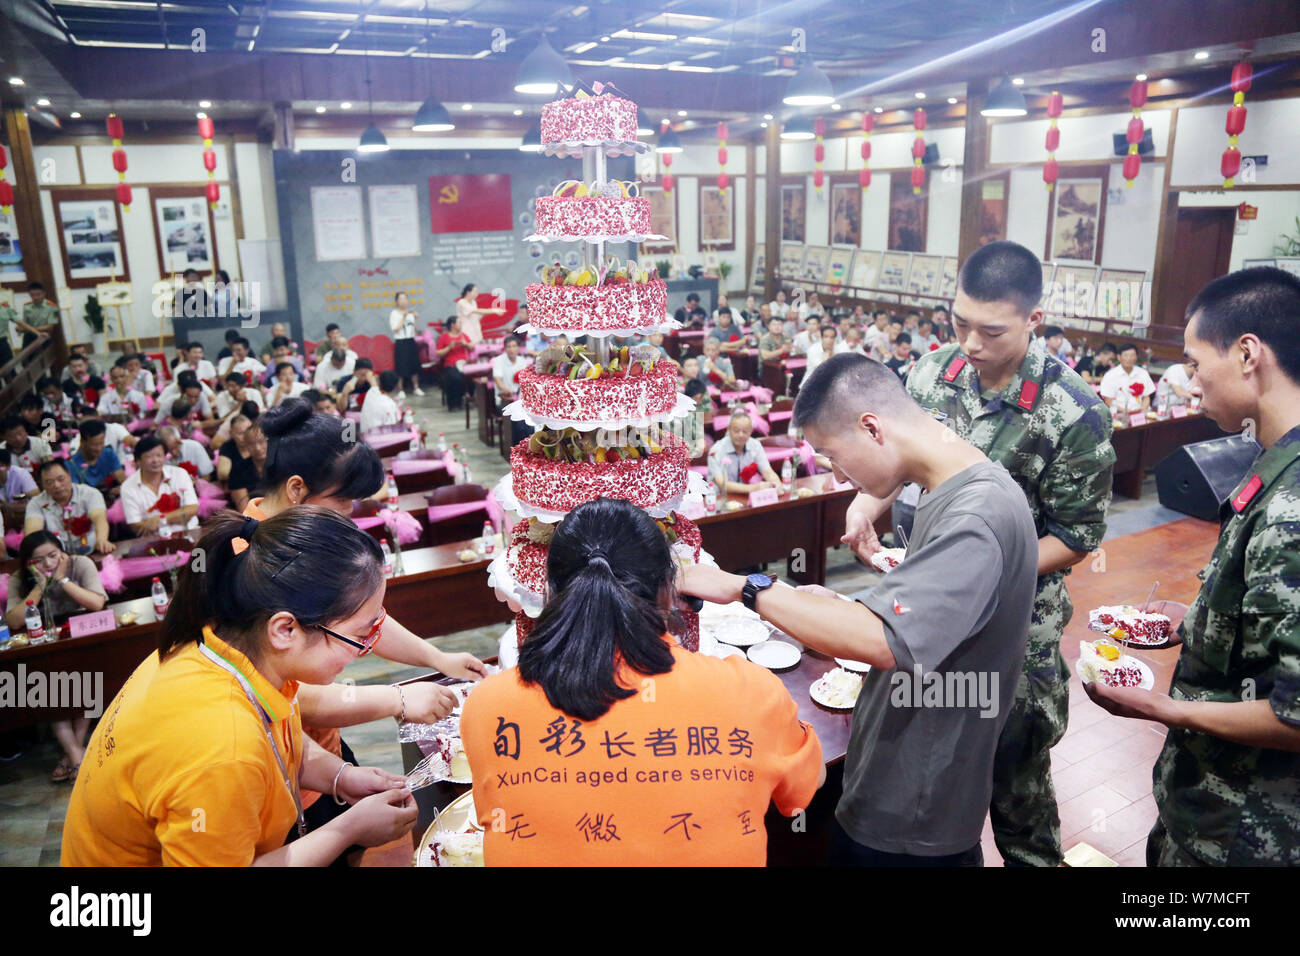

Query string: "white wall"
[1179, 189, 1300, 272]
[1171, 98, 1300, 187]
[991, 109, 1171, 164]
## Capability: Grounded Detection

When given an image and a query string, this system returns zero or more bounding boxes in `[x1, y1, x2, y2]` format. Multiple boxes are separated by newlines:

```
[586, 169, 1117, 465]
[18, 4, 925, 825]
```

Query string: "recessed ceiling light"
[7, 77, 23, 86]
[461, 103, 473, 110]
[831, 102, 842, 110]
[947, 97, 958, 104]
[340, 102, 352, 109]
[1193, 50, 1209, 60]
[196, 111, 207, 119]
[763, 113, 773, 120]
[1135, 73, 1148, 81]
[661, 117, 670, 125]
[760, 121, 768, 128]
[915, 91, 926, 99]
[36, 98, 50, 106]
[1011, 77, 1024, 85]
[874, 107, 883, 113]
[677, 109, 687, 116]
[600, 35, 610, 42]
[70, 111, 81, 118]
[199, 100, 212, 108]
[512, 108, 523, 116]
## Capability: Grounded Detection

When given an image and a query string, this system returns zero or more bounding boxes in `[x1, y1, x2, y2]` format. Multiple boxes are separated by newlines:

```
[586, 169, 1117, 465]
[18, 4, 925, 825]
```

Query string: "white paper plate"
[835, 657, 872, 673]
[1073, 655, 1155, 692]
[414, 790, 482, 868]
[747, 640, 801, 670]
[710, 643, 745, 659]
[810, 668, 864, 709]
[710, 617, 771, 648]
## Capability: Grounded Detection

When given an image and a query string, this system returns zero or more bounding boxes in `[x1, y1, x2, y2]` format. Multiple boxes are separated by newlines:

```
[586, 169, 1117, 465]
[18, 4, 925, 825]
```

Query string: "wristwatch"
[741, 572, 774, 612]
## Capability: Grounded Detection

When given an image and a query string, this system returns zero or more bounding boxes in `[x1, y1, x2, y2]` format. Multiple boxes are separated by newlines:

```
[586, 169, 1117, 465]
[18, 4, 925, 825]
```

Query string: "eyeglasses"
[315, 608, 386, 656]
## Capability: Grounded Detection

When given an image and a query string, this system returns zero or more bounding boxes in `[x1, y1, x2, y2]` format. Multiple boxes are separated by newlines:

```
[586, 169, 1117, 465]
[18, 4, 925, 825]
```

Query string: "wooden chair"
[426, 483, 492, 546]
[767, 397, 795, 435]
[390, 449, 455, 495]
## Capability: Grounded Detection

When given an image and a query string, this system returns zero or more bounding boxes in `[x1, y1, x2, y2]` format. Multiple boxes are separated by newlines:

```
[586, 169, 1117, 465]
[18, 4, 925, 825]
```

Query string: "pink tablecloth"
[785, 358, 808, 371]
[427, 493, 504, 533]
[461, 362, 493, 378]
[364, 427, 420, 452]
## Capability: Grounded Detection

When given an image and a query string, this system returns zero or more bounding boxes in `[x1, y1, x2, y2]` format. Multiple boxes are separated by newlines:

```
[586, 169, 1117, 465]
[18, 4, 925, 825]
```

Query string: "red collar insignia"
[1017, 380, 1039, 411]
[943, 357, 966, 382]
[1232, 474, 1263, 513]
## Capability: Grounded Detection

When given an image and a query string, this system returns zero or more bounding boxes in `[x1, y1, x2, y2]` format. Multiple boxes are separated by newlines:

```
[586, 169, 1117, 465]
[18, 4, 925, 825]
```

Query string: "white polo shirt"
[1099, 364, 1158, 413]
[359, 390, 401, 434]
[120, 465, 200, 530]
[98, 387, 148, 418]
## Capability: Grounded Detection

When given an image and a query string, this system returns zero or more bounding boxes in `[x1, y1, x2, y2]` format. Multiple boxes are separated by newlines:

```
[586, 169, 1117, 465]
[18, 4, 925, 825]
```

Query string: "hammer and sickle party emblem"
[438, 184, 460, 204]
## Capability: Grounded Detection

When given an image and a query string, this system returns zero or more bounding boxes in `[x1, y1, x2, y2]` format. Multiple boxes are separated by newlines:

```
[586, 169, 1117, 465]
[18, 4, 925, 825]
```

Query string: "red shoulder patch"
[1231, 474, 1263, 513]
[943, 357, 966, 382]
[1018, 380, 1039, 411]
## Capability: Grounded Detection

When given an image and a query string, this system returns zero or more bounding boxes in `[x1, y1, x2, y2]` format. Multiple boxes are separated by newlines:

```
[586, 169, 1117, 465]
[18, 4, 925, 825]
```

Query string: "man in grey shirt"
[681, 353, 1037, 865]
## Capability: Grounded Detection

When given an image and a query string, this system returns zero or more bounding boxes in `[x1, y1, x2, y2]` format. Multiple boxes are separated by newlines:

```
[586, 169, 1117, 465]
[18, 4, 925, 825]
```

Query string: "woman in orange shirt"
[461, 498, 824, 866]
[62, 508, 419, 866]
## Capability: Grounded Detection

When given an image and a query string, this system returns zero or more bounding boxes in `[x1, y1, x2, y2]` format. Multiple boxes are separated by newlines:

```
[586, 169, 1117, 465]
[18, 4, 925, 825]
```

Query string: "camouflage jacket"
[1154, 424, 1300, 865]
[906, 340, 1116, 616]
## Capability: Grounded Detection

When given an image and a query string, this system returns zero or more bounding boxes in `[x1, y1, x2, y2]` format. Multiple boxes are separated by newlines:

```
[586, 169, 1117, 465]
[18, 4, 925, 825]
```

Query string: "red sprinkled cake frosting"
[510, 433, 689, 513]
[541, 93, 638, 146]
[516, 360, 677, 422]
[533, 196, 650, 238]
[525, 278, 667, 332]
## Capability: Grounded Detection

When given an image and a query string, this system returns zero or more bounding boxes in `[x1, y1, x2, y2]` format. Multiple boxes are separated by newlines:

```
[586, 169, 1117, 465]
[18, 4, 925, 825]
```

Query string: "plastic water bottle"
[437, 433, 448, 453]
[704, 485, 718, 514]
[481, 521, 496, 556]
[24, 601, 44, 643]
[403, 406, 414, 426]
[387, 473, 400, 508]
[151, 576, 169, 618]
[380, 539, 395, 578]
[158, 516, 172, 539]
[463, 462, 474, 485]
[781, 457, 794, 494]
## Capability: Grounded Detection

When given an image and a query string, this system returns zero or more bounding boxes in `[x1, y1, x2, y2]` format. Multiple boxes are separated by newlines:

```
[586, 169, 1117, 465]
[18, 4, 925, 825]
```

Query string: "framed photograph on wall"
[151, 186, 219, 277]
[905, 253, 943, 304]
[51, 188, 130, 288]
[779, 242, 805, 283]
[1049, 176, 1107, 265]
[698, 183, 735, 251]
[979, 173, 1010, 246]
[827, 247, 856, 288]
[0, 207, 26, 289]
[1049, 265, 1100, 317]
[749, 246, 767, 294]
[642, 184, 677, 253]
[887, 177, 927, 252]
[1097, 268, 1147, 322]
[781, 181, 806, 242]
[939, 256, 959, 299]
[829, 178, 862, 247]
[850, 250, 883, 291]
[801, 246, 831, 285]
[880, 251, 911, 293]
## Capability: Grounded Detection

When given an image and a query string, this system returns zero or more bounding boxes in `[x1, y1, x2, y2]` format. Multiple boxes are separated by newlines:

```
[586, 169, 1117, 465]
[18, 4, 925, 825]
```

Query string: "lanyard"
[197, 641, 306, 839]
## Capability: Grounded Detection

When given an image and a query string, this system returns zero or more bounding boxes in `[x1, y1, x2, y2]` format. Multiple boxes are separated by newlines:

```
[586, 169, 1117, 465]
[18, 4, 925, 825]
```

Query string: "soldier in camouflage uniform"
[844, 241, 1115, 865]
[1088, 267, 1300, 866]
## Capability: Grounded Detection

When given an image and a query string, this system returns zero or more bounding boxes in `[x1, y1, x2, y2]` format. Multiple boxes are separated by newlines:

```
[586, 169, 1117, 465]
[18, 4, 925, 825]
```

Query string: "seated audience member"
[123, 353, 156, 396]
[99, 365, 149, 418]
[806, 325, 848, 377]
[260, 336, 305, 387]
[217, 337, 266, 381]
[0, 448, 38, 503]
[24, 459, 111, 555]
[62, 347, 103, 383]
[214, 400, 261, 449]
[435, 317, 473, 411]
[492, 335, 530, 404]
[1074, 342, 1117, 385]
[913, 317, 941, 354]
[680, 355, 701, 389]
[120, 435, 200, 535]
[885, 332, 920, 380]
[267, 362, 310, 407]
[302, 388, 339, 417]
[259, 323, 299, 366]
[673, 292, 704, 327]
[60, 508, 420, 866]
[338, 358, 378, 411]
[1041, 325, 1072, 364]
[708, 308, 745, 354]
[68, 420, 126, 498]
[175, 341, 218, 386]
[903, 310, 921, 334]
[312, 323, 341, 362]
[217, 415, 257, 485]
[1, 415, 53, 473]
[37, 375, 74, 423]
[216, 372, 267, 422]
[215, 328, 241, 362]
[759, 315, 792, 361]
[792, 316, 822, 356]
[359, 371, 402, 435]
[1157, 359, 1196, 408]
[226, 423, 267, 512]
[931, 305, 952, 338]
[178, 268, 210, 317]
[17, 394, 46, 437]
[643, 330, 671, 361]
[698, 338, 736, 388]
[1099, 343, 1156, 414]
[462, 497, 822, 865]
[158, 425, 215, 480]
[681, 378, 712, 458]
[314, 346, 357, 393]
[800, 292, 826, 321]
[769, 289, 791, 320]
[708, 410, 782, 495]
[7, 530, 108, 784]
[740, 294, 760, 324]
[70, 416, 134, 461]
[845, 325, 868, 356]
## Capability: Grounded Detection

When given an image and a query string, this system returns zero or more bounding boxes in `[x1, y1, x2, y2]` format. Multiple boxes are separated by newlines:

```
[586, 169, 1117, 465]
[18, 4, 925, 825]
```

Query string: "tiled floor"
[0, 376, 1211, 867]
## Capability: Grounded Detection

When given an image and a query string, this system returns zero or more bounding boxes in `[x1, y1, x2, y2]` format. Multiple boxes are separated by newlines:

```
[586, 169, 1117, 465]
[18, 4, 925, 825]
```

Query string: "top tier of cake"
[541, 93, 638, 147]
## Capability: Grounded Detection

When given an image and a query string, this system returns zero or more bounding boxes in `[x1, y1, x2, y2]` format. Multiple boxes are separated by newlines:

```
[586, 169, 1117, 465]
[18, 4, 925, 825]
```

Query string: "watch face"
[746, 573, 772, 589]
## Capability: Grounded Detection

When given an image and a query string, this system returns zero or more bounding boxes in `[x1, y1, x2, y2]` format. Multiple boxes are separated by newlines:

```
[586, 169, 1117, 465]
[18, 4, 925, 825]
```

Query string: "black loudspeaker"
[1155, 435, 1261, 521]
[1112, 128, 1155, 156]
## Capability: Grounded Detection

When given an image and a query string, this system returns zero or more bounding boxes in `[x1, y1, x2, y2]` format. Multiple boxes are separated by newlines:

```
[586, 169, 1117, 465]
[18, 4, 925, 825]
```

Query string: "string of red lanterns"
[1043, 91, 1062, 191]
[910, 108, 926, 194]
[813, 117, 826, 193]
[859, 113, 873, 190]
[0, 145, 13, 213]
[197, 114, 220, 207]
[1124, 79, 1148, 187]
[107, 113, 132, 211]
[716, 121, 729, 195]
[1222, 61, 1252, 189]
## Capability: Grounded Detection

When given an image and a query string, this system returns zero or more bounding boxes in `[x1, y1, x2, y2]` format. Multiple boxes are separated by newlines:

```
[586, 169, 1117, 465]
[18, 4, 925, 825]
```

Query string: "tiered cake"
[490, 82, 706, 651]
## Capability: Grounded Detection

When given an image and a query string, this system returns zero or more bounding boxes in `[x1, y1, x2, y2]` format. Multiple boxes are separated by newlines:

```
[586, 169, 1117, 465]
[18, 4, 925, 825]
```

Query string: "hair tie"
[240, 516, 260, 541]
[586, 548, 610, 568]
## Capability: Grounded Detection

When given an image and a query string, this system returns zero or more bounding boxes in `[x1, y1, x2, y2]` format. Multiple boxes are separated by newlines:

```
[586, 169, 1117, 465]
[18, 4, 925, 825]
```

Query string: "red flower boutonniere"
[151, 492, 181, 514]
[1129, 382, 1145, 399]
[739, 461, 760, 484]
[244, 370, 254, 384]
[67, 514, 92, 536]
[177, 460, 199, 478]
[708, 370, 724, 385]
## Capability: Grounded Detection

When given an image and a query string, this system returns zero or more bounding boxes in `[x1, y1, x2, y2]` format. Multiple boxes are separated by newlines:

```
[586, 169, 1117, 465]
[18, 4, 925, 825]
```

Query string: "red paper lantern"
[115, 182, 132, 208]
[1129, 80, 1148, 110]
[0, 180, 13, 209]
[862, 114, 874, 133]
[1123, 153, 1141, 182]
[203, 148, 217, 172]
[0, 145, 7, 168]
[197, 116, 214, 141]
[716, 121, 729, 140]
[1221, 148, 1241, 181]
[717, 146, 727, 166]
[813, 168, 824, 189]
[1231, 61, 1253, 94]
[859, 168, 870, 189]
[1044, 126, 1059, 152]
[1225, 105, 1247, 136]
[205, 181, 220, 205]
[1043, 158, 1059, 188]
[112, 148, 128, 173]
[910, 166, 924, 191]
[813, 143, 825, 163]
[1126, 116, 1145, 144]
[813, 117, 826, 137]
[105, 115, 124, 141]
[1044, 90, 1063, 191]
[913, 108, 926, 131]
[717, 172, 729, 192]
[911, 139, 926, 160]
[860, 113, 872, 192]
[716, 121, 728, 193]
[860, 140, 871, 160]
[662, 172, 674, 192]
[1046, 91, 1063, 118]
[1124, 81, 1147, 187]
[662, 153, 672, 168]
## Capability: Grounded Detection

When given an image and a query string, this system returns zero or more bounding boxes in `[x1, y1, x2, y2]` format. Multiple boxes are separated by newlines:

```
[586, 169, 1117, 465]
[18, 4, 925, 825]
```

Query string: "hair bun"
[260, 396, 313, 438]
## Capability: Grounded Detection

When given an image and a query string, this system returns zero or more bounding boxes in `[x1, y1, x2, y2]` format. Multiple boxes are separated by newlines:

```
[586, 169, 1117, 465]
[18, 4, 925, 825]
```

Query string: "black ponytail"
[158, 506, 383, 661]
[517, 497, 676, 721]
[260, 397, 384, 500]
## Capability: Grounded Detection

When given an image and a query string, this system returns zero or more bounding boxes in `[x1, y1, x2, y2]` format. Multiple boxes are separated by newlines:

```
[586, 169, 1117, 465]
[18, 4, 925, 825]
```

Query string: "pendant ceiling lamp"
[515, 35, 571, 95]
[358, 27, 389, 152]
[412, 1, 454, 132]
[784, 58, 834, 106]
[981, 76, 1028, 117]
[519, 123, 543, 152]
[780, 114, 815, 141]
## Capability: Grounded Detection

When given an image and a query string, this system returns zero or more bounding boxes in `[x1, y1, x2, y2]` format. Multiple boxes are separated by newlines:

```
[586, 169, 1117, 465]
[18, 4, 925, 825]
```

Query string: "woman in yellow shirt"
[61, 507, 419, 866]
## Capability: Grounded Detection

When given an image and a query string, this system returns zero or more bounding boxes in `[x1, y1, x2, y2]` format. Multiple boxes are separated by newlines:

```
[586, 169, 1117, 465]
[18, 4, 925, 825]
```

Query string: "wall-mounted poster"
[1096, 268, 1147, 322]
[879, 251, 911, 292]
[906, 254, 943, 304]
[698, 184, 735, 251]
[52, 189, 129, 288]
[830, 179, 862, 246]
[0, 208, 25, 287]
[95, 281, 133, 307]
[749, 246, 767, 294]
[979, 175, 1009, 246]
[152, 189, 217, 276]
[939, 256, 959, 299]
[779, 242, 805, 282]
[428, 174, 513, 233]
[369, 184, 421, 258]
[1049, 265, 1099, 317]
[642, 184, 676, 253]
[781, 182, 805, 242]
[801, 246, 830, 285]
[1051, 178, 1105, 264]
[888, 177, 927, 252]
[311, 186, 366, 262]
[850, 250, 883, 291]
[827, 247, 855, 287]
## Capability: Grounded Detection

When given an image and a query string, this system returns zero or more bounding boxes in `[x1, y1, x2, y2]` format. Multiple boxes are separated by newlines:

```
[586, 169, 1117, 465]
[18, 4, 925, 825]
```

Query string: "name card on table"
[1171, 405, 1189, 419]
[1128, 411, 1148, 428]
[69, 609, 117, 638]
[749, 487, 780, 508]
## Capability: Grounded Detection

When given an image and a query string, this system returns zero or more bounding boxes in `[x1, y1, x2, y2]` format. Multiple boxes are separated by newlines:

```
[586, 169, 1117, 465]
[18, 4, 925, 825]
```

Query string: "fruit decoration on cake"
[532, 180, 651, 240]
[1077, 639, 1147, 688]
[524, 257, 668, 334]
[514, 342, 678, 425]
[1089, 605, 1172, 646]
[540, 81, 644, 158]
